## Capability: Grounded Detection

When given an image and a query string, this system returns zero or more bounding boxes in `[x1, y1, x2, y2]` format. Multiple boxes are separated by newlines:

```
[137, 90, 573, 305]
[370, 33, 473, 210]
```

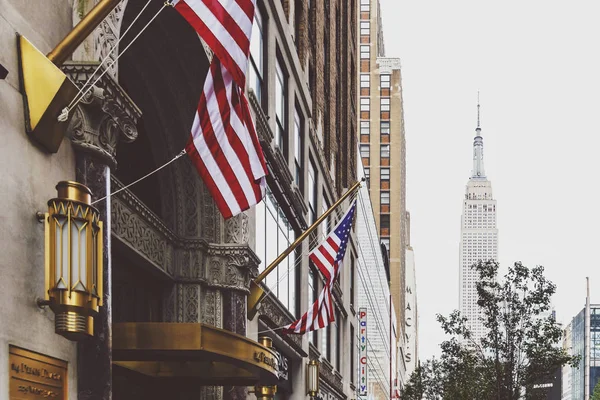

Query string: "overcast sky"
[379, 0, 600, 360]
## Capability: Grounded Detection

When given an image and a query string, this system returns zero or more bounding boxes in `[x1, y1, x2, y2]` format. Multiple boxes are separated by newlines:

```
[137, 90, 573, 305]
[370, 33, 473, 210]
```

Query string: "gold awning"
[113, 323, 279, 386]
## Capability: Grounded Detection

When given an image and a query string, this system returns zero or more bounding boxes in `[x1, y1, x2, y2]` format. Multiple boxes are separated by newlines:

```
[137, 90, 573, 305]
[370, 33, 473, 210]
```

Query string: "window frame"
[275, 56, 288, 154]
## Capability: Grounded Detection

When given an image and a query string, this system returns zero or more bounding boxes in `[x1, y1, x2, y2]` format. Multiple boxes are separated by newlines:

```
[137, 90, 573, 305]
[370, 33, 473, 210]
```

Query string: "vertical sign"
[359, 307, 368, 397]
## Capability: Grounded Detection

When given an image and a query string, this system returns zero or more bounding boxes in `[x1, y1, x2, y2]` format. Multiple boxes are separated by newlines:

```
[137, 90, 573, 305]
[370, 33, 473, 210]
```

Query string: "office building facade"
[458, 105, 498, 344]
[358, 0, 408, 344]
[562, 305, 600, 399]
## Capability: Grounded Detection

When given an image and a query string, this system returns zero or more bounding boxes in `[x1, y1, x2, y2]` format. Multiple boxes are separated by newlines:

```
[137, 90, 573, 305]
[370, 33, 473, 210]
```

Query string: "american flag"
[283, 200, 357, 335]
[173, 0, 254, 88]
[310, 200, 357, 285]
[174, 0, 268, 219]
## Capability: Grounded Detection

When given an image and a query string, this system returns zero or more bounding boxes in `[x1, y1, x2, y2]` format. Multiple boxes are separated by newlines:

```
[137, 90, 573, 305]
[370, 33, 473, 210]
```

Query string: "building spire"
[477, 91, 481, 129]
[471, 93, 486, 179]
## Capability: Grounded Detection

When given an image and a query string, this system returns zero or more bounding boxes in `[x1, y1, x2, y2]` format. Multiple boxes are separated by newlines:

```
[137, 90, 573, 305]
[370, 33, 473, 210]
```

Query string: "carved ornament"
[63, 63, 141, 168]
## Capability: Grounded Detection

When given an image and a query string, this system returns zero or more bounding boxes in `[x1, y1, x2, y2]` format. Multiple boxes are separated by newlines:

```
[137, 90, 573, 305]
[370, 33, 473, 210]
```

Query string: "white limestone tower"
[458, 99, 498, 344]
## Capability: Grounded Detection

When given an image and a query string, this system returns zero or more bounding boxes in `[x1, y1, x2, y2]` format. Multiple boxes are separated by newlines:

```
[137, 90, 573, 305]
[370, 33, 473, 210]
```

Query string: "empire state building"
[458, 102, 498, 344]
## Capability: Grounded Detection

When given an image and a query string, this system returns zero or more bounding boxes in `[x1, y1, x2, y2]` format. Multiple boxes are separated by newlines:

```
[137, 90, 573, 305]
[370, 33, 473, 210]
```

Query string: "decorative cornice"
[62, 62, 141, 168]
[319, 358, 345, 397]
[111, 177, 258, 291]
[376, 57, 402, 74]
[257, 293, 306, 357]
[309, 343, 320, 360]
[248, 91, 273, 144]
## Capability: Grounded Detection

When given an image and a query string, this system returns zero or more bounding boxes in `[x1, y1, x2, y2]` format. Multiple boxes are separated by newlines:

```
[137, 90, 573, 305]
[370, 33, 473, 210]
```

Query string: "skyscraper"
[458, 102, 498, 344]
[358, 0, 408, 342]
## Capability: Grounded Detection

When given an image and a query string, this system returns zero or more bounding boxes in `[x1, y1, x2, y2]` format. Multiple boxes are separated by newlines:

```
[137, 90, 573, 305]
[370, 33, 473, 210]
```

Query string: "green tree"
[592, 381, 600, 400]
[401, 261, 579, 400]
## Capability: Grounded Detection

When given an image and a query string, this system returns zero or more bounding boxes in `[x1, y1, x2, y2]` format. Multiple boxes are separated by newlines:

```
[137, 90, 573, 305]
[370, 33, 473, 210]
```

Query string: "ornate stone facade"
[63, 62, 140, 168]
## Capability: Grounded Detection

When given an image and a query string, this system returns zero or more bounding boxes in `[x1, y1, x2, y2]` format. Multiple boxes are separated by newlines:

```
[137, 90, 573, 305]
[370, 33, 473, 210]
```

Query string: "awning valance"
[113, 322, 279, 386]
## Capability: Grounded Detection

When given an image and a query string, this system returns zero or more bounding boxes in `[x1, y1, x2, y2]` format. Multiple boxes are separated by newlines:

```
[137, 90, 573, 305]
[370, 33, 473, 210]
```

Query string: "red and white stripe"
[173, 0, 255, 88]
[310, 236, 342, 285]
[283, 283, 335, 335]
[185, 59, 267, 218]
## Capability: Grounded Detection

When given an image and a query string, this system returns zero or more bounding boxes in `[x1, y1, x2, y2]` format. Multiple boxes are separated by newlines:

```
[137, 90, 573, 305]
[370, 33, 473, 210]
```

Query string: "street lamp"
[307, 359, 320, 398]
[40, 181, 103, 340]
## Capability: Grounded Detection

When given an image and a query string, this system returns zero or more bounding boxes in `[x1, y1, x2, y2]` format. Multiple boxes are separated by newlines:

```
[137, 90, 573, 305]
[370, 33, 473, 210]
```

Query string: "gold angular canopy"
[113, 323, 280, 386]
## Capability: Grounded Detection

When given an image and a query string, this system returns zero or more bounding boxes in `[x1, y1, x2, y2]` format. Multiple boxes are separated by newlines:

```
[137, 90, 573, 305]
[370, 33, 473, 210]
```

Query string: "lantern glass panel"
[56, 216, 68, 289]
[71, 219, 87, 291]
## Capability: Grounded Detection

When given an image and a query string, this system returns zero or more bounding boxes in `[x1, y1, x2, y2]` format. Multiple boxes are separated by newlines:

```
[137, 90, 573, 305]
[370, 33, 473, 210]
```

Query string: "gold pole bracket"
[17, 35, 77, 153]
[248, 280, 265, 320]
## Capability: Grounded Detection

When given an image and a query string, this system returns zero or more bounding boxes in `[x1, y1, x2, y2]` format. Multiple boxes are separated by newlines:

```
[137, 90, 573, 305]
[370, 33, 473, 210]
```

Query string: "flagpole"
[247, 178, 365, 318]
[47, 0, 122, 66]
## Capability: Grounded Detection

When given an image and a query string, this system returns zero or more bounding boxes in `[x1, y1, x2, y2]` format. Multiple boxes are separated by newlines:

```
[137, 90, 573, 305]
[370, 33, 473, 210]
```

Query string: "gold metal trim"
[113, 323, 279, 386]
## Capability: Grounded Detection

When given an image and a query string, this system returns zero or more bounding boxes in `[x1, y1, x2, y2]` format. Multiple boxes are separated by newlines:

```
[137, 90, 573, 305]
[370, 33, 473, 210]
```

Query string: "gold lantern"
[307, 359, 320, 398]
[42, 181, 103, 340]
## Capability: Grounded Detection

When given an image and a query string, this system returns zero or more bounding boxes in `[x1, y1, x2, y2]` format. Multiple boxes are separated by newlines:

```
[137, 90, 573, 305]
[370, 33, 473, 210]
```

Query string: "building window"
[308, 158, 318, 224]
[275, 58, 287, 153]
[381, 238, 390, 251]
[360, 74, 370, 88]
[380, 98, 390, 112]
[360, 97, 370, 111]
[361, 121, 370, 135]
[380, 74, 391, 88]
[381, 167, 390, 189]
[380, 214, 390, 236]
[381, 191, 390, 212]
[364, 168, 370, 188]
[350, 325, 355, 384]
[380, 121, 390, 135]
[360, 45, 370, 59]
[360, 121, 370, 142]
[350, 256, 355, 307]
[335, 309, 342, 369]
[360, 0, 369, 11]
[294, 108, 303, 190]
[255, 189, 297, 314]
[360, 144, 370, 166]
[249, 8, 264, 103]
[381, 191, 390, 205]
[308, 265, 318, 345]
[381, 167, 390, 180]
[360, 21, 370, 35]
[380, 144, 390, 158]
[322, 323, 329, 360]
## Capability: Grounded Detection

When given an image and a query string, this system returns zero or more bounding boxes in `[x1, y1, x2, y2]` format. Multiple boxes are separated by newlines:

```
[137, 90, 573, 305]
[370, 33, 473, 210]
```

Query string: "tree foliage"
[592, 381, 600, 400]
[401, 261, 579, 400]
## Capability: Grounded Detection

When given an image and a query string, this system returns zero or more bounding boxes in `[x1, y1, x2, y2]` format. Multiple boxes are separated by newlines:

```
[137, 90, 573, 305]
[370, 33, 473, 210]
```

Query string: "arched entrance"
[109, 1, 271, 399]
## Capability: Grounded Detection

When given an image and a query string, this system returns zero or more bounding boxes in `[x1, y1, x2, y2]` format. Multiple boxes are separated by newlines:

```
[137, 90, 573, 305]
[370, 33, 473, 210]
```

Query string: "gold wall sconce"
[38, 181, 103, 340]
[307, 359, 320, 398]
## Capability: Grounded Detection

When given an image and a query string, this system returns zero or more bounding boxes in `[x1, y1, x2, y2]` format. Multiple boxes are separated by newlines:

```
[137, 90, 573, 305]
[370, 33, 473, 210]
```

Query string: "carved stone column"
[63, 63, 140, 400]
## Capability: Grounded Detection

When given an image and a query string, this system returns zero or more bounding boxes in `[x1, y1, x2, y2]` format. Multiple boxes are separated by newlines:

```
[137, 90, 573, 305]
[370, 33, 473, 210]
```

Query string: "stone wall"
[0, 2, 78, 399]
